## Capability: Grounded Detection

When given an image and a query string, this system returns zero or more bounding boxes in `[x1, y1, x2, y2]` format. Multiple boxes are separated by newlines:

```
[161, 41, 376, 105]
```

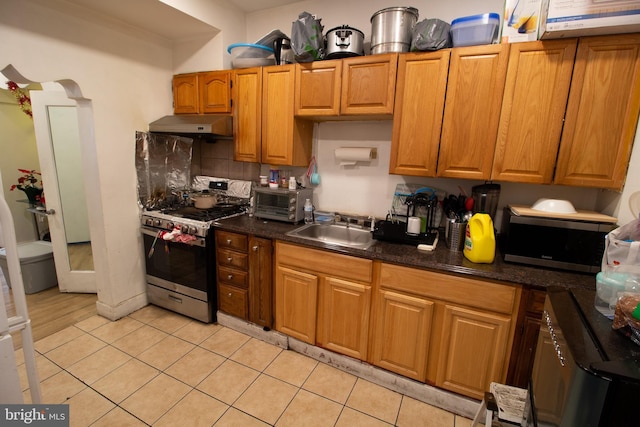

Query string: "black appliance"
[500, 207, 617, 273]
[141, 200, 247, 323]
[526, 287, 640, 426]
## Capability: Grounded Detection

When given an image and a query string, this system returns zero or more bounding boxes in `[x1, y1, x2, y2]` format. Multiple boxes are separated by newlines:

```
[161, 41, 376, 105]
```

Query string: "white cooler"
[0, 240, 57, 294]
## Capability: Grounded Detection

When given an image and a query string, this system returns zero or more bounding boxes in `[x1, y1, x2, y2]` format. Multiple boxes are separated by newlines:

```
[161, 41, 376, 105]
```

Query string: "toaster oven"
[253, 187, 313, 223]
[500, 207, 617, 273]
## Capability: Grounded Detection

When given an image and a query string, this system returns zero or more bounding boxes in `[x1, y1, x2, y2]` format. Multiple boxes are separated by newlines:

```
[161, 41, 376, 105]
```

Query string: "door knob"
[44, 209, 56, 215]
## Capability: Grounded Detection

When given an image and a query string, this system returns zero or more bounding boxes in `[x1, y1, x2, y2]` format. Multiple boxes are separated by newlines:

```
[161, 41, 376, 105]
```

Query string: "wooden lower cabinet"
[317, 277, 371, 360]
[435, 304, 512, 399]
[215, 230, 272, 328]
[274, 241, 373, 355]
[370, 289, 434, 381]
[275, 265, 318, 344]
[371, 262, 521, 400]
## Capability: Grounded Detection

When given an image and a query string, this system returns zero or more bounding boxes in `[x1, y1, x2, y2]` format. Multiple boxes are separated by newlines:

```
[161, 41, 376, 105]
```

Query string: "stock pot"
[191, 192, 217, 209]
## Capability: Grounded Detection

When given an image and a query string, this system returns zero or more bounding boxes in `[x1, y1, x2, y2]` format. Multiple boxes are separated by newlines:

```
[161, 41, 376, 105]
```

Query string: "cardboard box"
[502, 0, 544, 43]
[540, 0, 640, 39]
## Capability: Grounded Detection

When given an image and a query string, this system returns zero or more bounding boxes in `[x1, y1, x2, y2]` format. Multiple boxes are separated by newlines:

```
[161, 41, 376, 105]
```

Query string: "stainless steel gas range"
[140, 177, 250, 323]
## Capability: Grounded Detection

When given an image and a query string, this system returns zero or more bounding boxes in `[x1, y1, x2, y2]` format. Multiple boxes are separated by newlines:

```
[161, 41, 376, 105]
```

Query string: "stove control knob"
[181, 225, 189, 233]
[289, 197, 296, 204]
[189, 226, 197, 235]
[167, 222, 175, 230]
[145, 218, 154, 226]
[154, 219, 162, 227]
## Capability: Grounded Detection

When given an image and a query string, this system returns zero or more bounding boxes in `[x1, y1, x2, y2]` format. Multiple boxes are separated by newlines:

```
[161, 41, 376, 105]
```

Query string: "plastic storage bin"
[0, 241, 57, 294]
[451, 12, 500, 47]
[227, 43, 275, 69]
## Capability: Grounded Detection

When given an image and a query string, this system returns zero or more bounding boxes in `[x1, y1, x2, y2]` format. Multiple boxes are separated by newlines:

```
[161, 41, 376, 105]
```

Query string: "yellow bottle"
[463, 213, 496, 263]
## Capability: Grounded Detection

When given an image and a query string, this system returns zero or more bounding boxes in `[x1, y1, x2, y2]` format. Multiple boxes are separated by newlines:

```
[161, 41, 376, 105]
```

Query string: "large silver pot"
[325, 25, 365, 59]
[370, 7, 419, 54]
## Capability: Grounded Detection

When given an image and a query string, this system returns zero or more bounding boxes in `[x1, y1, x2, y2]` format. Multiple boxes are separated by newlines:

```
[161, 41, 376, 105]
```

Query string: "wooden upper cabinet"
[341, 54, 398, 116]
[172, 73, 199, 114]
[492, 40, 577, 184]
[437, 44, 510, 180]
[295, 59, 343, 116]
[173, 71, 231, 114]
[554, 34, 640, 190]
[390, 50, 450, 177]
[295, 55, 397, 118]
[262, 65, 313, 166]
[232, 67, 262, 162]
[199, 70, 231, 114]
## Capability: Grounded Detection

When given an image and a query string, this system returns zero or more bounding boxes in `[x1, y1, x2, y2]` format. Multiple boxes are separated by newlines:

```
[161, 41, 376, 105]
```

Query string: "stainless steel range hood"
[149, 114, 233, 138]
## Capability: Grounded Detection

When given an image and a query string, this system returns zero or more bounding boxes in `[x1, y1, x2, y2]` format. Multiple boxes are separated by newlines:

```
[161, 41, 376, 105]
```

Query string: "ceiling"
[58, 0, 303, 40]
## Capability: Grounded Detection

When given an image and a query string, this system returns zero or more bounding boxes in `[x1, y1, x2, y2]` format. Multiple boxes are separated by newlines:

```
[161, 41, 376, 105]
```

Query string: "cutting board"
[509, 205, 618, 224]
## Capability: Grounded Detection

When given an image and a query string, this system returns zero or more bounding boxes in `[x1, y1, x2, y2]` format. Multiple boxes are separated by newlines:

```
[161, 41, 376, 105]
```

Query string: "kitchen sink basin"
[286, 223, 375, 250]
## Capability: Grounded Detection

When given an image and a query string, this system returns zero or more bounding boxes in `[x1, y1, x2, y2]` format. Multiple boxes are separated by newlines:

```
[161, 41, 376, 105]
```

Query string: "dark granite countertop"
[212, 214, 596, 292]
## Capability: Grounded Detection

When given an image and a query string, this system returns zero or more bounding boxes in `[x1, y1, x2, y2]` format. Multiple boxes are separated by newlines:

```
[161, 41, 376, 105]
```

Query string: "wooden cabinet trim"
[379, 263, 519, 314]
[276, 241, 373, 283]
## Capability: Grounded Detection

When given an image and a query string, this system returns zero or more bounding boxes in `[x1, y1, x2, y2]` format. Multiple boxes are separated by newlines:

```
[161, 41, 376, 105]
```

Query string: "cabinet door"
[554, 34, 640, 190]
[199, 71, 231, 114]
[249, 236, 273, 328]
[370, 289, 434, 381]
[262, 65, 313, 166]
[390, 50, 450, 177]
[233, 67, 262, 162]
[275, 265, 318, 344]
[317, 276, 371, 360]
[437, 44, 509, 179]
[341, 54, 398, 116]
[436, 304, 511, 400]
[295, 60, 342, 116]
[492, 40, 577, 184]
[172, 73, 199, 114]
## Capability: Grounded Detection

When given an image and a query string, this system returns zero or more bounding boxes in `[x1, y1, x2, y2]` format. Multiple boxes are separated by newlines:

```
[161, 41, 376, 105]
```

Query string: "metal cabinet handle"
[227, 274, 233, 280]
[226, 239, 232, 244]
[228, 292, 232, 297]
[227, 257, 233, 262]
[252, 245, 259, 251]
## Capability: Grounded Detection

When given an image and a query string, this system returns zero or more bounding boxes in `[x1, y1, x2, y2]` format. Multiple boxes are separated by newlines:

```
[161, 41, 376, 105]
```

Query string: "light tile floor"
[15, 305, 476, 427]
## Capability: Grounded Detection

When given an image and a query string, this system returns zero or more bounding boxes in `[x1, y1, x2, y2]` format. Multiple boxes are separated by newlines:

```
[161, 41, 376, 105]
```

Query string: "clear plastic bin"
[451, 12, 500, 47]
[227, 43, 275, 68]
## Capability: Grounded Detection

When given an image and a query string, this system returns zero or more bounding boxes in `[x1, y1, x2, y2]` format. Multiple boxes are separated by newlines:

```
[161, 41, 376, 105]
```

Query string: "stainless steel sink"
[286, 223, 375, 250]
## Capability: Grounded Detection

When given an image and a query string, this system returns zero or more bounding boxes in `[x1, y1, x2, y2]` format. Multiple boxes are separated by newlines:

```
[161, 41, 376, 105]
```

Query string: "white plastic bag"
[602, 219, 640, 275]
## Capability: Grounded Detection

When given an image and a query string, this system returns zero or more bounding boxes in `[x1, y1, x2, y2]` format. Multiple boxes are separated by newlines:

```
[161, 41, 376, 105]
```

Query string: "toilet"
[0, 240, 57, 294]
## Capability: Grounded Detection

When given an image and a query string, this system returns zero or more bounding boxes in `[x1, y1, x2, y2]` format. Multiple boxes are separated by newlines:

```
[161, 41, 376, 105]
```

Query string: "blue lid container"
[451, 12, 501, 47]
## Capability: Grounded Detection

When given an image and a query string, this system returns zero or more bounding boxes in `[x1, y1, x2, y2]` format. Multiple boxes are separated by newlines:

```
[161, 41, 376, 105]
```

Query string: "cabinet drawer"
[218, 283, 248, 319]
[379, 263, 519, 314]
[216, 230, 248, 252]
[217, 248, 248, 270]
[217, 265, 248, 288]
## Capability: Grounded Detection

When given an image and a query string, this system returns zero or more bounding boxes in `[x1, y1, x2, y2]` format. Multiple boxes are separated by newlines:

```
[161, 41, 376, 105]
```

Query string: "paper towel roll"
[334, 147, 374, 166]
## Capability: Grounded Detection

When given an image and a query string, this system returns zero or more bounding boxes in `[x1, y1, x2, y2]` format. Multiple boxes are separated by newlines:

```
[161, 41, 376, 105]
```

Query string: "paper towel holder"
[334, 147, 377, 166]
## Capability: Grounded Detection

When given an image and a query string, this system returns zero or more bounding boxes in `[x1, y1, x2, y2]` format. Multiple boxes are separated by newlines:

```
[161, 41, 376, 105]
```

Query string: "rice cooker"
[324, 25, 364, 59]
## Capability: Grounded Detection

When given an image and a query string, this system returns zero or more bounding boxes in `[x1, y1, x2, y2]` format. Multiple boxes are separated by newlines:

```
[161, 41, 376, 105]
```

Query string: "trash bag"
[411, 19, 452, 51]
[291, 11, 324, 62]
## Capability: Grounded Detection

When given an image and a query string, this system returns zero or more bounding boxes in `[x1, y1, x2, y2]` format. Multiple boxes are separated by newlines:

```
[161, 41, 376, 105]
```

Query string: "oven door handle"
[141, 226, 206, 247]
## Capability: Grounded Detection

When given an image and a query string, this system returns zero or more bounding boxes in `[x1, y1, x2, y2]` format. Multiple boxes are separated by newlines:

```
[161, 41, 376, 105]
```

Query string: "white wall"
[244, 0, 640, 227]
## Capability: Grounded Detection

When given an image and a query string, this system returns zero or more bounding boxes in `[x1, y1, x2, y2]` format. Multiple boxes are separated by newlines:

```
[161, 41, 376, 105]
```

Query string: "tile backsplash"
[191, 138, 260, 181]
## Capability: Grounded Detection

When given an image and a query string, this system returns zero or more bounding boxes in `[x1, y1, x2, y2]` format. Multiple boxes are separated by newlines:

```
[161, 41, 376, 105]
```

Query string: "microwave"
[253, 187, 313, 223]
[500, 207, 617, 273]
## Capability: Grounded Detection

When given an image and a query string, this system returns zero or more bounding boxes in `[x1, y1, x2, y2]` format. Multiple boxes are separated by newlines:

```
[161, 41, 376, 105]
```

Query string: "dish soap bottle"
[463, 213, 495, 263]
[304, 199, 314, 224]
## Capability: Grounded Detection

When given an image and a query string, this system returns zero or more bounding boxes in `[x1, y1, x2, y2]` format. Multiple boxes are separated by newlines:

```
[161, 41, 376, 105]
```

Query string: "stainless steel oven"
[526, 287, 640, 426]
[142, 215, 214, 323]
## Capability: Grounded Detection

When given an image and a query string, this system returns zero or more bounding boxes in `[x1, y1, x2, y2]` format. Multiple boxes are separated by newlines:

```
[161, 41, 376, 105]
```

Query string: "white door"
[30, 91, 96, 293]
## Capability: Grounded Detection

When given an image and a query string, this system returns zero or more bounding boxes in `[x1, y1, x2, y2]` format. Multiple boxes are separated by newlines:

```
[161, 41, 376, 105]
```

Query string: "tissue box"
[540, 0, 640, 39]
[502, 0, 543, 43]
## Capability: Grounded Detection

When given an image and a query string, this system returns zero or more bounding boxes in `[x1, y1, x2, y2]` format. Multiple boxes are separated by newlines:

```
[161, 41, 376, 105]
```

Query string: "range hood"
[149, 114, 233, 138]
